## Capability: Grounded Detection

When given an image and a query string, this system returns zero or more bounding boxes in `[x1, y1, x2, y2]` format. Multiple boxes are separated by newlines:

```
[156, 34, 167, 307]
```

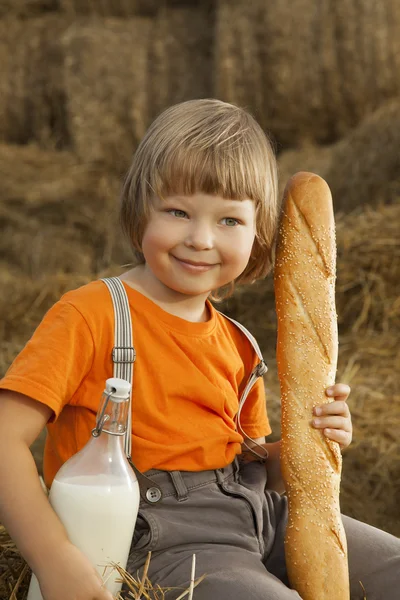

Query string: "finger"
[314, 400, 350, 417]
[325, 383, 351, 399]
[312, 415, 352, 432]
[323, 427, 352, 448]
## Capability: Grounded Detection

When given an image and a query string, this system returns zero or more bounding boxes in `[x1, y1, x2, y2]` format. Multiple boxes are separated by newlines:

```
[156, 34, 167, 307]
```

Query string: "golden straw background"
[0, 1, 399, 598]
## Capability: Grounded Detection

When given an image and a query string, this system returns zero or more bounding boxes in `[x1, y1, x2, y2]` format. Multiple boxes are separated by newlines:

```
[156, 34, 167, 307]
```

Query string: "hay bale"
[0, 143, 128, 284]
[62, 17, 152, 173]
[148, 1, 214, 121]
[216, 0, 400, 146]
[0, 15, 70, 149]
[0, 0, 58, 18]
[278, 100, 400, 211]
[325, 100, 400, 211]
[59, 0, 158, 17]
[337, 330, 400, 537]
[335, 203, 400, 334]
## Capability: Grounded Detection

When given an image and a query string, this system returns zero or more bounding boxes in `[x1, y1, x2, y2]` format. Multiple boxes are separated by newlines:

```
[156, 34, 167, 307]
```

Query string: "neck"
[120, 266, 211, 323]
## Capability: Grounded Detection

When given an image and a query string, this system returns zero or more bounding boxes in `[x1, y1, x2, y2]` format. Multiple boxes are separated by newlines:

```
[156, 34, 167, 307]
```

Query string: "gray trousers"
[127, 460, 400, 599]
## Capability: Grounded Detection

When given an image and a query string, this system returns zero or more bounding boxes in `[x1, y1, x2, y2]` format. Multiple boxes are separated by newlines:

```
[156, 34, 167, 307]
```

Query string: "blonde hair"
[120, 99, 279, 298]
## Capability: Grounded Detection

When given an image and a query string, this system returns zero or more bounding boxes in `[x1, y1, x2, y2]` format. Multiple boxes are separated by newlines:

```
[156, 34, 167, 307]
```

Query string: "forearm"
[0, 435, 70, 574]
[264, 440, 285, 495]
[240, 437, 285, 495]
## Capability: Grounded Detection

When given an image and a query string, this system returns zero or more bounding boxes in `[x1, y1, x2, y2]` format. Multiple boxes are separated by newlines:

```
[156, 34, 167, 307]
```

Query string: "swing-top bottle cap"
[105, 378, 131, 402]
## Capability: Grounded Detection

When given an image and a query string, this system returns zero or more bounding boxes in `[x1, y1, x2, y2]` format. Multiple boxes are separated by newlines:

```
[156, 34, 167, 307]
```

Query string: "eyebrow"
[164, 195, 252, 207]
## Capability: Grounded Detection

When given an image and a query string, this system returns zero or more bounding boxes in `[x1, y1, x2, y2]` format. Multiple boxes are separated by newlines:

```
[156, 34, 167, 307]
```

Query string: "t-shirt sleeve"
[238, 344, 272, 440]
[0, 300, 94, 421]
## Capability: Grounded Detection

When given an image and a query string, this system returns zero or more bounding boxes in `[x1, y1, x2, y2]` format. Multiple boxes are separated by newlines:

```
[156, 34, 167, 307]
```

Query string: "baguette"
[274, 172, 349, 599]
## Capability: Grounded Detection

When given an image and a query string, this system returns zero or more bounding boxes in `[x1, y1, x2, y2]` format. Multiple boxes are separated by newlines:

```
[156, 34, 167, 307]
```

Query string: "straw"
[215, 0, 400, 146]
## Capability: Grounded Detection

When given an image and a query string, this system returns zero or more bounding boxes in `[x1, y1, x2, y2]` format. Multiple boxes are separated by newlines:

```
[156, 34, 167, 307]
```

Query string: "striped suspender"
[219, 312, 269, 460]
[101, 277, 135, 458]
[101, 277, 163, 503]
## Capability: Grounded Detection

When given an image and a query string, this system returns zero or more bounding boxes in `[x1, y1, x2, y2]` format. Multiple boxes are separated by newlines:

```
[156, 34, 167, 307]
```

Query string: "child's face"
[140, 192, 256, 298]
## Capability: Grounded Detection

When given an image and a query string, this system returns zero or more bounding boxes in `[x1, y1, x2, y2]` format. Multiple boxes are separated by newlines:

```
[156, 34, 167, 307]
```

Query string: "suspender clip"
[112, 346, 136, 364]
[254, 360, 268, 377]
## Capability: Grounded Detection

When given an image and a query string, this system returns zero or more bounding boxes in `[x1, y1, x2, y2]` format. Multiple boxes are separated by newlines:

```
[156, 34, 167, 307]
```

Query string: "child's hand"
[312, 383, 352, 450]
[36, 540, 114, 600]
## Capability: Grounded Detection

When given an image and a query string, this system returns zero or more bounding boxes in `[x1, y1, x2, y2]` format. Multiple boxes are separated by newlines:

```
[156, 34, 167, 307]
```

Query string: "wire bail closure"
[91, 388, 115, 437]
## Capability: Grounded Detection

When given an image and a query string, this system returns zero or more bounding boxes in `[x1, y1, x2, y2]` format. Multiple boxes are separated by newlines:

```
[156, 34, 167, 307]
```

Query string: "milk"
[52, 475, 139, 594]
[27, 474, 139, 600]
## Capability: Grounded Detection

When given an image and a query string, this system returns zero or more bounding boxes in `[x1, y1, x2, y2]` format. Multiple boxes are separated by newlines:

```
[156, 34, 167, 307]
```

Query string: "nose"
[184, 221, 214, 251]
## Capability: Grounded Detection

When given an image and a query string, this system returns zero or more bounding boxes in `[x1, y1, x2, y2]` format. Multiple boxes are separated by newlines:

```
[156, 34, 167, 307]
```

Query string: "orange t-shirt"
[0, 280, 271, 487]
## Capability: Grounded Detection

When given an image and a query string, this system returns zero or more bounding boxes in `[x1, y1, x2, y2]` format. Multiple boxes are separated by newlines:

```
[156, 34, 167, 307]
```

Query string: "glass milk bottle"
[27, 378, 140, 599]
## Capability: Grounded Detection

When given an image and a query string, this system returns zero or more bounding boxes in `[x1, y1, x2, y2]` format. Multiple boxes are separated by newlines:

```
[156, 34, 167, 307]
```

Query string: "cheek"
[142, 221, 166, 251]
[222, 231, 255, 266]
[140, 226, 164, 264]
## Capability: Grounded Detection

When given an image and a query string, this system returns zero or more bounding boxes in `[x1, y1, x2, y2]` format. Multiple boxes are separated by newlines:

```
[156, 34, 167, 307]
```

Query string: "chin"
[172, 285, 212, 297]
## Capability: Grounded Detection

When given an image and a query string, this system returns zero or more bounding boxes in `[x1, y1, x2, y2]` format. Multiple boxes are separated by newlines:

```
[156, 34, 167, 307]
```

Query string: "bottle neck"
[92, 429, 126, 458]
[95, 393, 129, 437]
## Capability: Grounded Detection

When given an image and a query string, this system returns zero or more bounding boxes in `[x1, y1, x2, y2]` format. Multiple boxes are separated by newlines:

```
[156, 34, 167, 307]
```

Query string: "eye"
[221, 217, 240, 227]
[168, 209, 188, 219]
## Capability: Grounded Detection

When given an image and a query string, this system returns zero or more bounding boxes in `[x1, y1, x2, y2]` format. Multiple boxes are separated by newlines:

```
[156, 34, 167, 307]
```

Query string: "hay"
[325, 100, 400, 212]
[335, 203, 400, 333]
[215, 0, 400, 146]
[0, 537, 204, 600]
[59, 0, 159, 18]
[62, 5, 213, 169]
[0, 0, 58, 18]
[337, 331, 400, 536]
[62, 17, 152, 173]
[278, 101, 400, 212]
[0, 142, 130, 302]
[0, 16, 70, 149]
[148, 2, 214, 122]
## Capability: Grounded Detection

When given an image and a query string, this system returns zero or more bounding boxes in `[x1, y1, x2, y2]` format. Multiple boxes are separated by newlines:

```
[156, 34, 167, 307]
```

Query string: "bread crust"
[274, 172, 349, 599]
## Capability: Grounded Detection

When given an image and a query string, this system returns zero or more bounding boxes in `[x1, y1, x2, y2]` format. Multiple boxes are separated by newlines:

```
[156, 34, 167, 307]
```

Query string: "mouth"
[172, 256, 217, 271]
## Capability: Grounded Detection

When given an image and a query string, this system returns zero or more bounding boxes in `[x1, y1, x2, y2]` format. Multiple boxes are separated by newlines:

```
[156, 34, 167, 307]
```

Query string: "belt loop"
[233, 456, 240, 481]
[215, 468, 225, 485]
[169, 471, 189, 502]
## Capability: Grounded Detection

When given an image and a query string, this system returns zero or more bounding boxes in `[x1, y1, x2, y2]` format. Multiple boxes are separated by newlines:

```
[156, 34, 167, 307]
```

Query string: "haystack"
[0, 142, 128, 294]
[62, 17, 152, 173]
[59, 0, 159, 18]
[0, 0, 57, 19]
[215, 0, 400, 146]
[325, 100, 400, 212]
[278, 100, 400, 212]
[148, 2, 214, 122]
[335, 203, 400, 333]
[0, 15, 70, 149]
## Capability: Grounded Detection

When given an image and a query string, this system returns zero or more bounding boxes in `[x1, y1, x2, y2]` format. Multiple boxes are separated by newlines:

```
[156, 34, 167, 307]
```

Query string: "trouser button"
[146, 487, 162, 503]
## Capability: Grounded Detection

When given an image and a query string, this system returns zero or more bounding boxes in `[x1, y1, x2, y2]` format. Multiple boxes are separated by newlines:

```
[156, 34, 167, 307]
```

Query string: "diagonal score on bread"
[274, 172, 350, 600]
[289, 190, 333, 278]
[285, 277, 331, 364]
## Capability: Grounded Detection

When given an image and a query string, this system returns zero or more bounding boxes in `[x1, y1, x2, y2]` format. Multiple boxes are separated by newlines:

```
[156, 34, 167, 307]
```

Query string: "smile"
[172, 256, 217, 272]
